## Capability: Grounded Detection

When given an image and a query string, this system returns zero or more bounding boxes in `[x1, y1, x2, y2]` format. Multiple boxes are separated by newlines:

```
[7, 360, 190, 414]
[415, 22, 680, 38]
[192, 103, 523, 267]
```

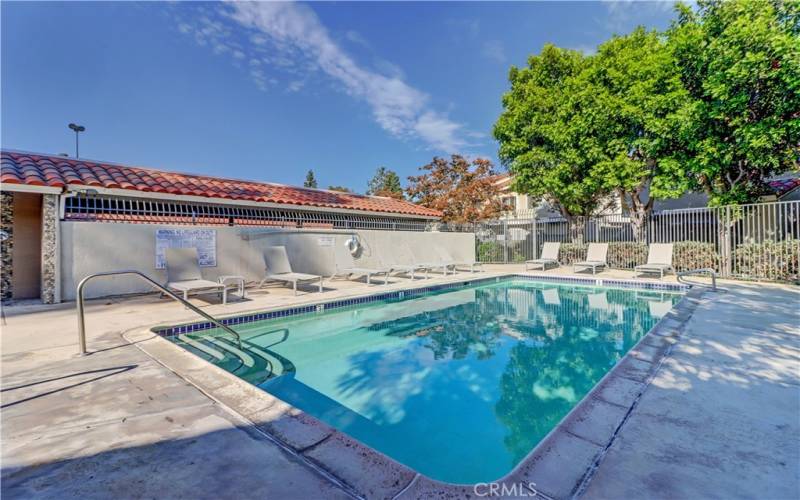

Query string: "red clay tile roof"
[1, 150, 441, 218]
[767, 177, 800, 197]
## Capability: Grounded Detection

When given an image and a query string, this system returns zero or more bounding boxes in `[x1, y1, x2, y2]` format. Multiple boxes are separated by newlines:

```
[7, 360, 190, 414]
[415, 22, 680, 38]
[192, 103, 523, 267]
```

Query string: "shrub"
[733, 239, 799, 282]
[673, 241, 719, 272]
[557, 243, 587, 264]
[608, 242, 648, 269]
[477, 241, 504, 262]
[508, 241, 529, 263]
[492, 237, 797, 282]
[550, 241, 720, 272]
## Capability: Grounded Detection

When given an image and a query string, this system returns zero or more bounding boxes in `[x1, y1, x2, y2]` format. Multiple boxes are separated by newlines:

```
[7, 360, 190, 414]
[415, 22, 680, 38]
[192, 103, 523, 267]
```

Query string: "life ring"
[344, 235, 361, 256]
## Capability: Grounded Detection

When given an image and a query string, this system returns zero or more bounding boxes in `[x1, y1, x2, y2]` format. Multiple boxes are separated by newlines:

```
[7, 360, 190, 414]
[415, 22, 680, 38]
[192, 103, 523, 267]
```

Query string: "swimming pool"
[163, 277, 683, 484]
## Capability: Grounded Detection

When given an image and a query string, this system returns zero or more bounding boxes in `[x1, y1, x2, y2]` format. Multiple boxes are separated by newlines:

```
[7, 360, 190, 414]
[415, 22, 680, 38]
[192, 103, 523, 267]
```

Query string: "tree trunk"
[630, 208, 648, 243]
[625, 182, 654, 243]
[567, 216, 586, 245]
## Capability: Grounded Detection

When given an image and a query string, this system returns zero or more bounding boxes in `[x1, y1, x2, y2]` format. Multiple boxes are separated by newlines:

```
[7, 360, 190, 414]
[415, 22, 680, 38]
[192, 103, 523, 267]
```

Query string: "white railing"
[475, 200, 800, 283]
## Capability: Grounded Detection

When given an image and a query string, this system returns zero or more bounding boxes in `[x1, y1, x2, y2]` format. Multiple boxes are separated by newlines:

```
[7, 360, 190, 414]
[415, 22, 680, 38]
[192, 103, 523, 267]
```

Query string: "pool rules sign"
[155, 228, 217, 269]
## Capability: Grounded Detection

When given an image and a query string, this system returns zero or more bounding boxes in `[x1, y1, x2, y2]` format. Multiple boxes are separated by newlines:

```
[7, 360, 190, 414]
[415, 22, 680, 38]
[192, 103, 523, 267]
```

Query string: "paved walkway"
[582, 281, 800, 499]
[1, 268, 797, 499]
[1, 270, 508, 499]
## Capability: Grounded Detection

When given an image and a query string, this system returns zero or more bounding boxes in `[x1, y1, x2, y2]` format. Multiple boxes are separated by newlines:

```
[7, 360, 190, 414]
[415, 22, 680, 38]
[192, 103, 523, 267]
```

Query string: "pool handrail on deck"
[76, 270, 242, 355]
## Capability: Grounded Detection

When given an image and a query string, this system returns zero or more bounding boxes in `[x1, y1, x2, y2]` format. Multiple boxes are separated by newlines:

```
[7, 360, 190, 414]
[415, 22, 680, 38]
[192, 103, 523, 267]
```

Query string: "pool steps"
[174, 333, 291, 385]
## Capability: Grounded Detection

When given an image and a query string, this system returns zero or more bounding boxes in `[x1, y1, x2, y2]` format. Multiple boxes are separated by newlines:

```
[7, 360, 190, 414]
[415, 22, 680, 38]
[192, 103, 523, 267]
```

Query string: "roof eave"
[0, 183, 63, 195]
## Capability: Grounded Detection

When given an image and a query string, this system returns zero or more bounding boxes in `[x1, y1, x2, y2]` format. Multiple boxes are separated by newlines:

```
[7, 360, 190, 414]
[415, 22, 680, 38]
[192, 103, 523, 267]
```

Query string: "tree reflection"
[494, 286, 673, 462]
[336, 282, 677, 464]
[370, 287, 519, 360]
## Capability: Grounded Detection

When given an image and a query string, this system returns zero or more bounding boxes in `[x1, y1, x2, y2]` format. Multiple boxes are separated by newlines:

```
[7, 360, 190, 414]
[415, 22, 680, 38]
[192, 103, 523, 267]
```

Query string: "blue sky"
[2, 1, 676, 192]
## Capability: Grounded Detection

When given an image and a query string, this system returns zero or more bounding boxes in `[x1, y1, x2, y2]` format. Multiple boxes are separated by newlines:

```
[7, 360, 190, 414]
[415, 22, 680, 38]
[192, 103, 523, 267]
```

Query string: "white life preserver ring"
[344, 235, 361, 256]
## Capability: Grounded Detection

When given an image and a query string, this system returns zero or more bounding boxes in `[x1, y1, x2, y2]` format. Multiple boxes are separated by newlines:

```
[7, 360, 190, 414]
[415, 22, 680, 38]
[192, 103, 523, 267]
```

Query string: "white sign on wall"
[155, 229, 217, 269]
[317, 236, 335, 247]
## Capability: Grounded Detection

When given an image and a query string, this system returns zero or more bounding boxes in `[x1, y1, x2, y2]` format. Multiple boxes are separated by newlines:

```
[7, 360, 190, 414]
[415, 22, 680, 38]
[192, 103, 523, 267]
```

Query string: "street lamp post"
[68, 123, 85, 158]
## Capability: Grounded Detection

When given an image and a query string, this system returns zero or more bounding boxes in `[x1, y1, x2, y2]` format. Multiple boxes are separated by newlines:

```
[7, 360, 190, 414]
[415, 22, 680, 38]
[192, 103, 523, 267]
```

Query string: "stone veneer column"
[40, 193, 59, 304]
[1, 192, 13, 303]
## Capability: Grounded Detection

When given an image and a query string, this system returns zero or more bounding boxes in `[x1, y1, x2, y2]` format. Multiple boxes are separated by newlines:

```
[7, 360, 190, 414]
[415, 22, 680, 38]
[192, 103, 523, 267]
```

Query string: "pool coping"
[124, 274, 704, 499]
[151, 273, 688, 337]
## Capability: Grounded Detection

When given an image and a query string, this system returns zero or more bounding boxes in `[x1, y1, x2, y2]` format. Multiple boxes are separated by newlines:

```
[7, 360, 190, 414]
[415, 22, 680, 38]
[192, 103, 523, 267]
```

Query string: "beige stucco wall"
[60, 222, 475, 300]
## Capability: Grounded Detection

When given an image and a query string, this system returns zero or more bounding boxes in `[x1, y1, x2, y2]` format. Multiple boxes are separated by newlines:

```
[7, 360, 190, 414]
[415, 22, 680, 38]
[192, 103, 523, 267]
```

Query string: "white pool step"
[178, 334, 225, 361]
[208, 337, 256, 368]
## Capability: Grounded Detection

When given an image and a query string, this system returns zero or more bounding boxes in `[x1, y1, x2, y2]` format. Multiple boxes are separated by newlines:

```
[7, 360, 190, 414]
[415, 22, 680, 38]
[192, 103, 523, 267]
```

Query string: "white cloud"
[481, 40, 506, 64]
[413, 112, 466, 153]
[344, 30, 370, 48]
[602, 0, 677, 32]
[176, 2, 471, 152]
[249, 67, 270, 92]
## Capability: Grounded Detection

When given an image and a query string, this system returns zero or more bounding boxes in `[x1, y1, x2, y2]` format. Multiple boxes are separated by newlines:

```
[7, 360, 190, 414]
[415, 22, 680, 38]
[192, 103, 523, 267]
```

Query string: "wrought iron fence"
[475, 200, 800, 282]
[61, 193, 457, 231]
[62, 193, 799, 281]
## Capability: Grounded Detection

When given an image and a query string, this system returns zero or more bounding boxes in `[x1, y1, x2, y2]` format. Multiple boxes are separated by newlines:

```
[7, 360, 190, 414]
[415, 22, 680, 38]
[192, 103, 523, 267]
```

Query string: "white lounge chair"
[260, 246, 323, 295]
[525, 242, 561, 271]
[635, 243, 675, 279]
[405, 243, 452, 275]
[434, 246, 483, 273]
[165, 247, 230, 304]
[573, 243, 609, 275]
[378, 256, 429, 280]
[332, 241, 391, 285]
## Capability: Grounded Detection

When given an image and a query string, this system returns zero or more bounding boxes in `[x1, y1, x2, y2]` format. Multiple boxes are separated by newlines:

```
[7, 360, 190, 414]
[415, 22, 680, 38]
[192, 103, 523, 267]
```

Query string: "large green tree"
[366, 167, 404, 199]
[669, 0, 800, 206]
[581, 27, 688, 240]
[493, 45, 610, 242]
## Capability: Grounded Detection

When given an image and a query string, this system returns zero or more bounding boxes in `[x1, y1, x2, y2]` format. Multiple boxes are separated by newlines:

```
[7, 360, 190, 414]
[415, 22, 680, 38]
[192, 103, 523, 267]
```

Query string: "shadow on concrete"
[1, 365, 137, 409]
[0, 421, 346, 500]
[582, 284, 800, 499]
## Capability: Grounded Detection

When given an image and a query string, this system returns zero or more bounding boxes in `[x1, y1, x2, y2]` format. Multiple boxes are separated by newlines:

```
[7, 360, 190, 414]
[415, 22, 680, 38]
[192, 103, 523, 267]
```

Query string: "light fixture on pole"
[68, 123, 85, 158]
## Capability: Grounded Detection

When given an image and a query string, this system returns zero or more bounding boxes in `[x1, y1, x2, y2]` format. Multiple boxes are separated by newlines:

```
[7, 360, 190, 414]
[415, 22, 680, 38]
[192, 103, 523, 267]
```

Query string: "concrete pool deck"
[1, 266, 798, 499]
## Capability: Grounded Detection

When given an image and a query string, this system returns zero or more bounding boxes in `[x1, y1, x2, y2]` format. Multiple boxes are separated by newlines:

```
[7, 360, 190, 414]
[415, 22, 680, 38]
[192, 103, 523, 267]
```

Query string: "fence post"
[723, 205, 733, 277]
[532, 218, 538, 260]
[503, 219, 509, 263]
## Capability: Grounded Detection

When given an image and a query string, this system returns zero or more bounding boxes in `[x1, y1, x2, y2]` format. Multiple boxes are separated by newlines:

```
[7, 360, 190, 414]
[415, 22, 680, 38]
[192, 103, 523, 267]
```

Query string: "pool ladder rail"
[677, 268, 718, 291]
[76, 270, 242, 356]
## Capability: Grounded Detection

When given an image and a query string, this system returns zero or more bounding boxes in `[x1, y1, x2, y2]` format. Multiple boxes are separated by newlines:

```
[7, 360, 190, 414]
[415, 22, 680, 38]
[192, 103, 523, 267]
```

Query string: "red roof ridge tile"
[1, 148, 442, 218]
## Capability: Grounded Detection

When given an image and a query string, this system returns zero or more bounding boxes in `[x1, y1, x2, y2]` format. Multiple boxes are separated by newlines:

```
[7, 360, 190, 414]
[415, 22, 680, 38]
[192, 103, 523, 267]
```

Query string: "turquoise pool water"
[170, 279, 682, 484]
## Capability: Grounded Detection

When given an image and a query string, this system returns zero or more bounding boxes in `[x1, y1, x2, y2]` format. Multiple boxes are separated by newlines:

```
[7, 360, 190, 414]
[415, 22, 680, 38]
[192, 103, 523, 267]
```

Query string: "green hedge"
[733, 239, 799, 282]
[477, 241, 529, 263]
[480, 238, 797, 282]
[673, 241, 719, 272]
[477, 241, 504, 263]
[552, 241, 719, 272]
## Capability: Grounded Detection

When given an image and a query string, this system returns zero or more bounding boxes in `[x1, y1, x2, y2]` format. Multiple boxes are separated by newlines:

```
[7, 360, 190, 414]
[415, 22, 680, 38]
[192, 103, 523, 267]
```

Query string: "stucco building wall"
[60, 222, 475, 300]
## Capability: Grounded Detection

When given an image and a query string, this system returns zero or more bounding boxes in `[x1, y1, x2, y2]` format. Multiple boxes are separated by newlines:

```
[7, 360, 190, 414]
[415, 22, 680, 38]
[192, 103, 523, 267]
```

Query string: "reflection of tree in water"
[494, 286, 672, 463]
[337, 282, 676, 458]
[371, 287, 518, 361]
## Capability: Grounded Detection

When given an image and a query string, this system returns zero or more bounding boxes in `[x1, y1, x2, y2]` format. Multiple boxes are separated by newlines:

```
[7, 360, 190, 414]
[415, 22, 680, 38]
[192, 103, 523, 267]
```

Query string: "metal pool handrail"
[677, 268, 718, 291]
[76, 270, 241, 356]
